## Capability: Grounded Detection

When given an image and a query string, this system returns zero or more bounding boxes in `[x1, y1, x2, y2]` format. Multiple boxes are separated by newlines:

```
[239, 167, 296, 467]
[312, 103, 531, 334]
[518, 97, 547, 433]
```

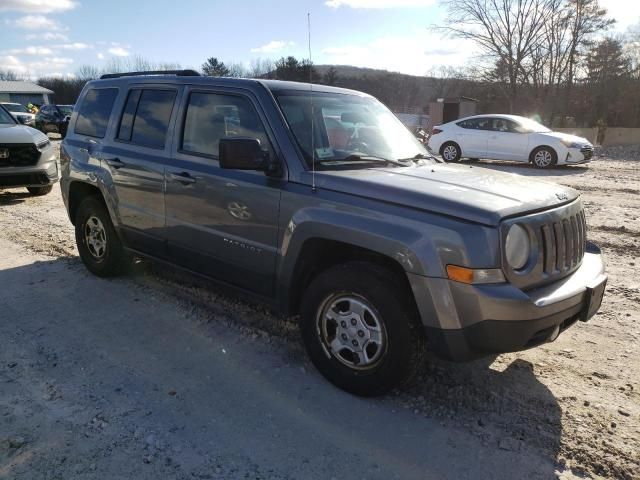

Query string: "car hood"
[539, 131, 591, 145]
[313, 163, 579, 226]
[0, 124, 48, 144]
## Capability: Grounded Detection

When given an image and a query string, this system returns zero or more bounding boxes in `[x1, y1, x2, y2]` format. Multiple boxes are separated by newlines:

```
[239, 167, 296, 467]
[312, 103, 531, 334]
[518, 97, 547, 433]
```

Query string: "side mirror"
[219, 137, 280, 176]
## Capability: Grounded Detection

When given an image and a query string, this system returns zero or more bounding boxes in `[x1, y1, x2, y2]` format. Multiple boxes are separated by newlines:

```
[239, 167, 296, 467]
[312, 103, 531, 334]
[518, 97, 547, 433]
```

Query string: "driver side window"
[181, 92, 272, 159]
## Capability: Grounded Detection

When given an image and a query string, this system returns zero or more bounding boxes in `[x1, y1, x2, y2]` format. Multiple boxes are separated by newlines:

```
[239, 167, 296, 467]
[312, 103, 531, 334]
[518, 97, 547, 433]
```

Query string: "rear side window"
[75, 88, 118, 138]
[117, 89, 176, 148]
[457, 118, 490, 130]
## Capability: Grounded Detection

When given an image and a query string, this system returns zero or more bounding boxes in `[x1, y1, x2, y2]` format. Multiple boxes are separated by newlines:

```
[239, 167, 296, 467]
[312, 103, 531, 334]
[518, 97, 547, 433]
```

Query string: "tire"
[74, 196, 128, 277]
[26, 185, 53, 196]
[531, 146, 557, 169]
[440, 142, 461, 162]
[300, 262, 426, 396]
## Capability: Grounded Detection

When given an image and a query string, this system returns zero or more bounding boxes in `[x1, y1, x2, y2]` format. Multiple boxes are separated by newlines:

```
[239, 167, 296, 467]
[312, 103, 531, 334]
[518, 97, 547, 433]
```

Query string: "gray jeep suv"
[60, 71, 607, 396]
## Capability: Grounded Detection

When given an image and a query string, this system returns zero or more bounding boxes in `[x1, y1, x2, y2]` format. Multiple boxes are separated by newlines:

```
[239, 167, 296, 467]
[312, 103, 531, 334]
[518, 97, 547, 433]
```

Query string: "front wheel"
[75, 196, 128, 277]
[26, 185, 53, 196]
[531, 147, 557, 169]
[440, 142, 461, 162]
[300, 262, 426, 396]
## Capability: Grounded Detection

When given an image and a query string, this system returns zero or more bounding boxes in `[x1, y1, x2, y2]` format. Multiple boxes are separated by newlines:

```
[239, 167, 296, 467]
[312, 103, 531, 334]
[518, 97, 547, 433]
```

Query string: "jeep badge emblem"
[556, 192, 568, 201]
[0, 148, 9, 159]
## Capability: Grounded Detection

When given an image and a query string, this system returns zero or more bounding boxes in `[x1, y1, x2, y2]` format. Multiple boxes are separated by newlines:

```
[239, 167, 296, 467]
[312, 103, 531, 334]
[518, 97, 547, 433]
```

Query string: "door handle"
[105, 157, 125, 169]
[169, 171, 196, 185]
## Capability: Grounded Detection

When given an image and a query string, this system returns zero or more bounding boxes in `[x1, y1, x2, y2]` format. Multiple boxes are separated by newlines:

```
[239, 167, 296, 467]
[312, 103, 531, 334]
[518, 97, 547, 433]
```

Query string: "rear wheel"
[75, 196, 128, 277]
[300, 262, 426, 396]
[440, 142, 461, 162]
[26, 185, 53, 196]
[531, 146, 557, 169]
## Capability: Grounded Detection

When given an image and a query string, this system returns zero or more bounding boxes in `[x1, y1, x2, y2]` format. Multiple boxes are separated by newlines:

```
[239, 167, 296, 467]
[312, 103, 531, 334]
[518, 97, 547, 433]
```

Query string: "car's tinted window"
[117, 89, 176, 148]
[182, 92, 270, 158]
[75, 88, 118, 138]
[457, 118, 490, 130]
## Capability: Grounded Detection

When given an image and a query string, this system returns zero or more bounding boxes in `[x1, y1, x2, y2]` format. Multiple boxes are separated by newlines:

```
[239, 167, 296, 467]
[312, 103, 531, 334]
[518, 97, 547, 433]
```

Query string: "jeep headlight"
[505, 224, 530, 270]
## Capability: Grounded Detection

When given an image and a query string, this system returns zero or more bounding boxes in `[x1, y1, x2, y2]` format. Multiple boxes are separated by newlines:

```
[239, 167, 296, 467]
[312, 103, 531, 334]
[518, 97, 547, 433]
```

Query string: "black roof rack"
[99, 69, 201, 79]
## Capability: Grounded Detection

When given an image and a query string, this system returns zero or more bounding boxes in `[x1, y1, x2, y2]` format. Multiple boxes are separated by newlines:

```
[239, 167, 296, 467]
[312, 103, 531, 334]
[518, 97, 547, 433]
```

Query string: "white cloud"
[25, 32, 69, 41]
[97, 52, 104, 60]
[13, 14, 63, 30]
[4, 46, 54, 55]
[326, 0, 434, 8]
[56, 42, 91, 50]
[108, 47, 130, 57]
[0, 54, 73, 77]
[321, 31, 475, 75]
[599, 0, 640, 31]
[0, 0, 76, 13]
[250, 40, 295, 53]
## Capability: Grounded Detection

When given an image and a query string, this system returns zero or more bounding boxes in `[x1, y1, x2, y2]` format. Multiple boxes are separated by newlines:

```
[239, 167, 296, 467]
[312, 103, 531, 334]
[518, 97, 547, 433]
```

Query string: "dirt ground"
[0, 142, 638, 479]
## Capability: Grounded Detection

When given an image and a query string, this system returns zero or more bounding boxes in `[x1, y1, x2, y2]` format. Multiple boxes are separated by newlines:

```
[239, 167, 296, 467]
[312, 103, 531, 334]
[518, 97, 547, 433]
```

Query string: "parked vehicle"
[60, 71, 607, 396]
[427, 114, 594, 168]
[0, 102, 36, 126]
[35, 104, 74, 138]
[0, 104, 58, 196]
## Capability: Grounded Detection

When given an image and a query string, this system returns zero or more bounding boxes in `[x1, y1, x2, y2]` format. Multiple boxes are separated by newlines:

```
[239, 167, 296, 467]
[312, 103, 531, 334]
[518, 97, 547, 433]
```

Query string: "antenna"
[308, 12, 316, 192]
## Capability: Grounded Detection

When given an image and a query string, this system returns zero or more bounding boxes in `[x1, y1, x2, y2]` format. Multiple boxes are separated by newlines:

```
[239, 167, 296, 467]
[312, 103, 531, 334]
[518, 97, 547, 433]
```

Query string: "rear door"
[164, 86, 283, 296]
[486, 118, 530, 161]
[455, 118, 489, 157]
[96, 85, 180, 256]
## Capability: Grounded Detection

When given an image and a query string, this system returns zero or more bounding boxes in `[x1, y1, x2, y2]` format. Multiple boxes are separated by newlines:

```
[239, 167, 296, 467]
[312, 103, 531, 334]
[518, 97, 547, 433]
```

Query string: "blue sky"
[0, 0, 638, 78]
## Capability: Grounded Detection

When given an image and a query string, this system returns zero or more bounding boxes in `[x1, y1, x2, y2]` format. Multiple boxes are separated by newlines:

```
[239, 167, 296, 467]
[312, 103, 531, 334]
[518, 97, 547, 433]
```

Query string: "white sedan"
[427, 114, 594, 168]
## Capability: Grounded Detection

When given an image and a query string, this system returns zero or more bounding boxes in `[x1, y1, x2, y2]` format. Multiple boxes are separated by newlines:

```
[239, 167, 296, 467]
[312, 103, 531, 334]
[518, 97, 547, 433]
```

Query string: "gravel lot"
[0, 141, 638, 479]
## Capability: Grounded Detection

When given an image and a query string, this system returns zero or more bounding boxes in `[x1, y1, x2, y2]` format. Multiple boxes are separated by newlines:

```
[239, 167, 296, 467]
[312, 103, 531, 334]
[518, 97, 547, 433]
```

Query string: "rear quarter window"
[74, 88, 118, 138]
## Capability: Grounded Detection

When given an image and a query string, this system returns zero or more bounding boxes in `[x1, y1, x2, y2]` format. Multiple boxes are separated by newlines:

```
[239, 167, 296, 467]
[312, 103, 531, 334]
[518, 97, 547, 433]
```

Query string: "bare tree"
[75, 65, 100, 81]
[248, 58, 275, 78]
[440, 0, 557, 112]
[0, 70, 21, 81]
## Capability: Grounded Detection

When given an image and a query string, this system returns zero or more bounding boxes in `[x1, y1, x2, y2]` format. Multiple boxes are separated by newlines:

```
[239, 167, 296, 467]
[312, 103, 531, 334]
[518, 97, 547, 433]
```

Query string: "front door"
[164, 87, 283, 297]
[486, 118, 530, 161]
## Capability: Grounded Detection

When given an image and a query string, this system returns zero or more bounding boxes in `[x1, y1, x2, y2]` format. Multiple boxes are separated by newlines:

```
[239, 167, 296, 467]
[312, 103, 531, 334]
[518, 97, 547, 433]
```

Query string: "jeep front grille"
[539, 210, 586, 275]
[501, 199, 586, 290]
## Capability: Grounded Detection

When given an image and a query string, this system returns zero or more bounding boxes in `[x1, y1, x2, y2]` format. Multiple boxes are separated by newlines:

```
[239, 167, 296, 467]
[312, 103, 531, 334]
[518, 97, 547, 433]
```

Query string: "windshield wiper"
[318, 154, 410, 167]
[397, 153, 443, 163]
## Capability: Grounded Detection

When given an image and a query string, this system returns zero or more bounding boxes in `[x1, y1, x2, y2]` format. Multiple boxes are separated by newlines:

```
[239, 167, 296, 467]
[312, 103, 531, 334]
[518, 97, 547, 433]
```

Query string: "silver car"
[0, 104, 58, 196]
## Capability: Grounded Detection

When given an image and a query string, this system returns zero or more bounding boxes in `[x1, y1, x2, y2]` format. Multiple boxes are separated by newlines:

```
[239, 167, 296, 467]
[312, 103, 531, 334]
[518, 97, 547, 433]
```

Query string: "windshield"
[58, 105, 74, 116]
[0, 107, 16, 124]
[274, 91, 429, 167]
[4, 103, 28, 113]
[517, 118, 551, 133]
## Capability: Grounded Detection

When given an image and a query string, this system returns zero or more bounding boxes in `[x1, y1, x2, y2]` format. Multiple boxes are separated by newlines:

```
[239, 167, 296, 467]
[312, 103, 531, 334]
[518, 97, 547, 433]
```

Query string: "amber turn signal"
[446, 265, 505, 285]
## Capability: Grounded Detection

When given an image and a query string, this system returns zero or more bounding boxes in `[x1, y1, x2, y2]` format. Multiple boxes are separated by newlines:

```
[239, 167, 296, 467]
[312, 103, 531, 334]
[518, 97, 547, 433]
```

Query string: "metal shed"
[0, 81, 53, 106]
[429, 96, 478, 126]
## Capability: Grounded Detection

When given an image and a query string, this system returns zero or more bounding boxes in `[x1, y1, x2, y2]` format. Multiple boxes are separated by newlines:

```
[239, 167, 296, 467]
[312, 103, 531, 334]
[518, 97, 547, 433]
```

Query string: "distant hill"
[314, 64, 427, 80]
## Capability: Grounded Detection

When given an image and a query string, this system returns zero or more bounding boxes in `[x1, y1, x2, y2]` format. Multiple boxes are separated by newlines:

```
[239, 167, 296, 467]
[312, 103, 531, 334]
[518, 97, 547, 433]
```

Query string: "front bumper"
[0, 147, 59, 188]
[410, 242, 606, 361]
[562, 145, 594, 164]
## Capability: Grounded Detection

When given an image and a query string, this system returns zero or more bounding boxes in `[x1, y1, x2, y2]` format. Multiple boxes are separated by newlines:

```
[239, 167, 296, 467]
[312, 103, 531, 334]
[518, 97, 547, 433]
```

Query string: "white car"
[0, 102, 36, 126]
[427, 114, 594, 168]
